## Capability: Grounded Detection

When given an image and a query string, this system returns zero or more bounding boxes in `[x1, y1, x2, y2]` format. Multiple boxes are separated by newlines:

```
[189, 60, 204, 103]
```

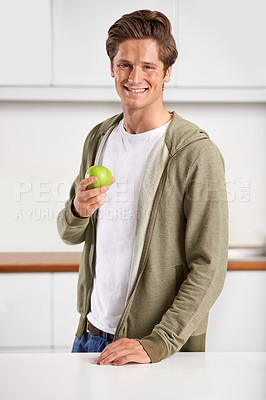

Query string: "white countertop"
[0, 352, 265, 400]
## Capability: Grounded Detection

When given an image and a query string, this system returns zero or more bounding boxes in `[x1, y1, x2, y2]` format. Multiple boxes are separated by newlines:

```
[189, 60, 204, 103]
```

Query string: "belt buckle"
[86, 319, 90, 333]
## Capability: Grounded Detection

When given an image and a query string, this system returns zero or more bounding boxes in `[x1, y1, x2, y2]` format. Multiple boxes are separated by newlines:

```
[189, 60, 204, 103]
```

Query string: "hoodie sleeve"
[138, 142, 229, 362]
[57, 178, 91, 246]
[56, 127, 98, 246]
[57, 117, 122, 246]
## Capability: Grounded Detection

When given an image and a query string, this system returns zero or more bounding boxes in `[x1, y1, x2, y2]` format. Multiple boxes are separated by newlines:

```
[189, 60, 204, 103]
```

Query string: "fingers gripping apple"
[73, 165, 113, 218]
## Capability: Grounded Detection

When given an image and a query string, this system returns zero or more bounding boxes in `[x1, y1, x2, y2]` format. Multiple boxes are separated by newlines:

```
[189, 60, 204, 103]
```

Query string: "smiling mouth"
[124, 86, 148, 93]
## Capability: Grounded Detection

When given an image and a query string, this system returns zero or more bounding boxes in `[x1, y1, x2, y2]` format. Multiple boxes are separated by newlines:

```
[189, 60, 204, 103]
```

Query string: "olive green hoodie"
[57, 111, 228, 363]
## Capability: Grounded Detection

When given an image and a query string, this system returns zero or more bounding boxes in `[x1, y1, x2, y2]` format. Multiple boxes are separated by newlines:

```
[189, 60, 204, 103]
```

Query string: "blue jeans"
[71, 328, 113, 353]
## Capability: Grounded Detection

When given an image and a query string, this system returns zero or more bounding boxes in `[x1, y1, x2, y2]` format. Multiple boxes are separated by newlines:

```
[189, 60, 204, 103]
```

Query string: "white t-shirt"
[87, 118, 171, 334]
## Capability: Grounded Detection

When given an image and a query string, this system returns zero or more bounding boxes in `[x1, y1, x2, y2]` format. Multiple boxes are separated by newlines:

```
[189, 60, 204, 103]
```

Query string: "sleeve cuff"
[65, 197, 90, 226]
[137, 331, 168, 363]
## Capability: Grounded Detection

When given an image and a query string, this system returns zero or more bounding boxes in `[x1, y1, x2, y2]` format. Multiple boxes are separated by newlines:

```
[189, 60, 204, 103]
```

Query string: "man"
[57, 10, 228, 365]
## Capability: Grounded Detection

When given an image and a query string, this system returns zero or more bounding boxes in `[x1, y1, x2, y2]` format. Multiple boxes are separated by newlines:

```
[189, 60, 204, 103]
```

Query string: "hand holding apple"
[73, 166, 114, 218]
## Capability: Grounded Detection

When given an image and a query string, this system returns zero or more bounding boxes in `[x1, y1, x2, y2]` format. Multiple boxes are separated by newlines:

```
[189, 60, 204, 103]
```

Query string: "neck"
[122, 104, 172, 134]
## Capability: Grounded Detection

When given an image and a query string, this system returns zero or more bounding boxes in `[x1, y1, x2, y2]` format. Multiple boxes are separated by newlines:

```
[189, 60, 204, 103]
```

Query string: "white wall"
[0, 100, 265, 251]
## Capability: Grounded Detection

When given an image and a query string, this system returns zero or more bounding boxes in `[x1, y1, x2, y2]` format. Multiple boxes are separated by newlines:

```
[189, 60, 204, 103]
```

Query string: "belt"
[86, 320, 114, 341]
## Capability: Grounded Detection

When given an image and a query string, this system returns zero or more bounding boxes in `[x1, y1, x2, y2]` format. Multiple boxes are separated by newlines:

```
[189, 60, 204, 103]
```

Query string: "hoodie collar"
[165, 111, 210, 156]
[99, 111, 209, 157]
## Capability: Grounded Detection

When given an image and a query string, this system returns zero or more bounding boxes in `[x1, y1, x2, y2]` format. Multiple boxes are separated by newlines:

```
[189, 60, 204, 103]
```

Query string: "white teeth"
[125, 87, 146, 93]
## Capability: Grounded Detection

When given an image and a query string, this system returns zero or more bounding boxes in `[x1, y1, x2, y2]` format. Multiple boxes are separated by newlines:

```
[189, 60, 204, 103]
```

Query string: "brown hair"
[106, 9, 178, 74]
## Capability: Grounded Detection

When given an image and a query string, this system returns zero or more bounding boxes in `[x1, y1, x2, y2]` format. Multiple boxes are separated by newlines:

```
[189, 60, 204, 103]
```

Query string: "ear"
[163, 65, 172, 83]
[110, 61, 115, 78]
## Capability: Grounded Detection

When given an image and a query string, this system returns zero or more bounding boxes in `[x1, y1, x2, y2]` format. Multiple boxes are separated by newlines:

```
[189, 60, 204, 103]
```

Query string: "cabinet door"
[207, 271, 266, 351]
[53, 272, 79, 349]
[178, 0, 266, 87]
[0, 273, 50, 348]
[53, 0, 178, 87]
[0, 0, 52, 85]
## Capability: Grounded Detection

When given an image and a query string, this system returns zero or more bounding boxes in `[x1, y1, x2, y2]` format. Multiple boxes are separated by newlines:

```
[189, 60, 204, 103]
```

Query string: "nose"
[128, 66, 142, 84]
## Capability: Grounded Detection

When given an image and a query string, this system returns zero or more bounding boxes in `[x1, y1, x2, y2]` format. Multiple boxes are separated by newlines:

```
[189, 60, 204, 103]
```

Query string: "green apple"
[85, 165, 112, 189]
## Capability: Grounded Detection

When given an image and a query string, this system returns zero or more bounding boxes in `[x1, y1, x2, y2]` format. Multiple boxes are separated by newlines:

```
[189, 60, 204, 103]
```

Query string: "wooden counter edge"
[0, 252, 81, 273]
[0, 252, 265, 272]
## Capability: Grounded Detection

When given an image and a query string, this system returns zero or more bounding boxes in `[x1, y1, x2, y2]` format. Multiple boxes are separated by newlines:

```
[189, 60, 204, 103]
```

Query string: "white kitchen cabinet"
[52, 0, 178, 87]
[0, 0, 52, 85]
[1, 0, 266, 101]
[178, 0, 266, 87]
[0, 273, 50, 348]
[0, 270, 266, 352]
[53, 272, 79, 350]
[207, 271, 266, 351]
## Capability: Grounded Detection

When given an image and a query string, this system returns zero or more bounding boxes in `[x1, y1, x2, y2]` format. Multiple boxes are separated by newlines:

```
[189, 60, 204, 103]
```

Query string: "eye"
[119, 63, 131, 69]
[144, 65, 154, 71]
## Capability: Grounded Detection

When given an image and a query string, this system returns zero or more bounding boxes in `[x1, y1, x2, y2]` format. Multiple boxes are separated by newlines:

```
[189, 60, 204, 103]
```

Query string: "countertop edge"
[0, 252, 265, 272]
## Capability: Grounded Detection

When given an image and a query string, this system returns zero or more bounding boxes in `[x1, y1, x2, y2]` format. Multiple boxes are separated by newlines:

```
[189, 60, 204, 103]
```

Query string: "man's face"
[111, 39, 172, 111]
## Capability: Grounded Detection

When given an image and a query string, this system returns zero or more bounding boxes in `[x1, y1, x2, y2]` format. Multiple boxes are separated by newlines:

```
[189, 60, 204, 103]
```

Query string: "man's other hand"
[94, 338, 151, 366]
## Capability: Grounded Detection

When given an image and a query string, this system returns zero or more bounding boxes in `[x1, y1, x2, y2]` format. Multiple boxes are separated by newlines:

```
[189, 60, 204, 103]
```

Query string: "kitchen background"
[0, 0, 265, 353]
